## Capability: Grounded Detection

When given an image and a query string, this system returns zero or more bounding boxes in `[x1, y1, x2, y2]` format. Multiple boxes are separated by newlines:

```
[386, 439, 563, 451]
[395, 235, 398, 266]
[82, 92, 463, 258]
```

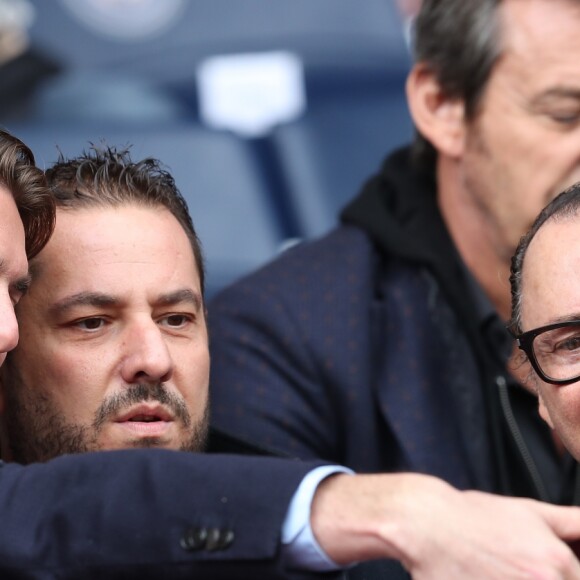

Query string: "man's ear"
[406, 62, 467, 158]
[538, 393, 555, 429]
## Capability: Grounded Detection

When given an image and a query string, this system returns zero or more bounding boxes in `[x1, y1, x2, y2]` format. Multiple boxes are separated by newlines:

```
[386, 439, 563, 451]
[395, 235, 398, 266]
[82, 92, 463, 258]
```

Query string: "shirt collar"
[461, 262, 514, 365]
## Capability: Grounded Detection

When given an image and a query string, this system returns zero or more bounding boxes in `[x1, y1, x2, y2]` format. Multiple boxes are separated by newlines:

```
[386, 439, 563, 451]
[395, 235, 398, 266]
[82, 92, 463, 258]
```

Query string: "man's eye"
[160, 314, 191, 328]
[75, 318, 106, 331]
[556, 336, 580, 352]
[549, 111, 580, 125]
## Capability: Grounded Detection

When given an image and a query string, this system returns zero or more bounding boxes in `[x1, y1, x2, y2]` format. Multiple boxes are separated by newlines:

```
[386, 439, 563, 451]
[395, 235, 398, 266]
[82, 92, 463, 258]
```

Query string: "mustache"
[93, 383, 191, 430]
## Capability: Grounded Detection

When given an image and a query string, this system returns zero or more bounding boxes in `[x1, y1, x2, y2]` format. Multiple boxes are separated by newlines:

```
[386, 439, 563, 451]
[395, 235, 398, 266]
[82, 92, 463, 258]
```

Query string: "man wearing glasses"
[511, 181, 580, 468]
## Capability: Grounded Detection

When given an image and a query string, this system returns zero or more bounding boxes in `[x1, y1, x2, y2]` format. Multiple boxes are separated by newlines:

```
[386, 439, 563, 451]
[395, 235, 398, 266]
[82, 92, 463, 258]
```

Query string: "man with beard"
[0, 128, 339, 579]
[0, 148, 210, 460]
[0, 147, 210, 460]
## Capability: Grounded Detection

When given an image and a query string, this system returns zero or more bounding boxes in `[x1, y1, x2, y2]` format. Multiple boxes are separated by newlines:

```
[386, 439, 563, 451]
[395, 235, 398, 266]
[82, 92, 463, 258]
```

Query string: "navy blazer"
[208, 226, 491, 486]
[0, 445, 338, 579]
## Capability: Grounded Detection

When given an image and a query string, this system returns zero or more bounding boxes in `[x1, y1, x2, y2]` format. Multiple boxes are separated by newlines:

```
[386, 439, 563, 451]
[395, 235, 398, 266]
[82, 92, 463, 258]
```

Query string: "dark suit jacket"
[0, 434, 341, 579]
[207, 148, 567, 578]
[208, 150, 558, 499]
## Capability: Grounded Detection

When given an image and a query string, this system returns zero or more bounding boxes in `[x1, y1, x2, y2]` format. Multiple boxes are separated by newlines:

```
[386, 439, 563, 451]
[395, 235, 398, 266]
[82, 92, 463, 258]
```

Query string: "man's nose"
[0, 294, 19, 357]
[119, 321, 174, 385]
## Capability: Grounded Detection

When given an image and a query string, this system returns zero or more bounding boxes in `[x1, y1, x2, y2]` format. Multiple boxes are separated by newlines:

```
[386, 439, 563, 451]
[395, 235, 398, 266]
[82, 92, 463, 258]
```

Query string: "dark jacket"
[209, 146, 576, 502]
[0, 429, 340, 579]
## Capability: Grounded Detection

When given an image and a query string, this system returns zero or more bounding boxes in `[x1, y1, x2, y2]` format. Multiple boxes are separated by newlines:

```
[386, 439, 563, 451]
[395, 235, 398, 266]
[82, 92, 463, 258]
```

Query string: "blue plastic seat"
[271, 76, 414, 238]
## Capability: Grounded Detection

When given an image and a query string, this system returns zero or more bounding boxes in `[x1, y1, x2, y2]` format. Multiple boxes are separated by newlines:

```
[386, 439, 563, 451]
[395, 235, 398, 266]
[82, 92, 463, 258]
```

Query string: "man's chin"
[98, 434, 176, 451]
[126, 436, 175, 450]
[97, 430, 207, 453]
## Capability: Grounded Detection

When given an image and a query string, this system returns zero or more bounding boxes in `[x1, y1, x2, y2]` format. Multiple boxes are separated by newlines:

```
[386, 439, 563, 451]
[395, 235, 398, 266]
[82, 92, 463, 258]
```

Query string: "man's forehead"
[49, 204, 192, 254]
[28, 205, 201, 293]
[499, 0, 580, 57]
[527, 217, 580, 260]
[521, 218, 580, 323]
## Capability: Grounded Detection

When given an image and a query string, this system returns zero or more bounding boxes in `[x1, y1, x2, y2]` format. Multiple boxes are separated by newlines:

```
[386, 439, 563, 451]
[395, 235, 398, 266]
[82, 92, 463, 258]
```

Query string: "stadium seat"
[271, 74, 414, 238]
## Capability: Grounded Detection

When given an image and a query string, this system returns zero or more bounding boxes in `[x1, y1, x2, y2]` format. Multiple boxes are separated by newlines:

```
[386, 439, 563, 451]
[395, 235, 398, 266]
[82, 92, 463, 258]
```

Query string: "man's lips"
[114, 404, 175, 437]
[116, 404, 174, 423]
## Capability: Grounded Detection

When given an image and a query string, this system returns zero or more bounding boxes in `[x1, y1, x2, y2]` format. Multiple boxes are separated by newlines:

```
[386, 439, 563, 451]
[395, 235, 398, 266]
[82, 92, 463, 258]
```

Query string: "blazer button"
[180, 527, 208, 552]
[205, 528, 235, 551]
[220, 529, 235, 550]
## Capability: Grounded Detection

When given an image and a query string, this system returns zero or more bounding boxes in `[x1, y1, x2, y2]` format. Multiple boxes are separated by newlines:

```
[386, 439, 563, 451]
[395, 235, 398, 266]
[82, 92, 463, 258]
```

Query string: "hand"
[311, 473, 580, 579]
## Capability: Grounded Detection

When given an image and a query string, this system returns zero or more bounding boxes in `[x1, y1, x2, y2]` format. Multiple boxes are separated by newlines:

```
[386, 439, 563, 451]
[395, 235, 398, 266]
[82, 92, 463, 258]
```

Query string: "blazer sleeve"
[0, 449, 337, 580]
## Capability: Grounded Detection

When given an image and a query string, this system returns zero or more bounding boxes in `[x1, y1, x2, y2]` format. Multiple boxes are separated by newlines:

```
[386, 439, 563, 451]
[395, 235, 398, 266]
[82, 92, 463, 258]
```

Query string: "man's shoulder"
[213, 225, 377, 301]
[280, 225, 374, 267]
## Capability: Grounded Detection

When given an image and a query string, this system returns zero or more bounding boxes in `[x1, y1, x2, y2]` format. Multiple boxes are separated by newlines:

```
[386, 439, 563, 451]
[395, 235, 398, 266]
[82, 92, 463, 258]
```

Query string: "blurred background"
[0, 0, 416, 297]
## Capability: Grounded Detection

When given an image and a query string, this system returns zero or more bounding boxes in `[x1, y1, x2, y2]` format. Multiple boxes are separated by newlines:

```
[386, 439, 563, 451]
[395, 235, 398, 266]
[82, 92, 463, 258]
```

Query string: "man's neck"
[437, 158, 512, 322]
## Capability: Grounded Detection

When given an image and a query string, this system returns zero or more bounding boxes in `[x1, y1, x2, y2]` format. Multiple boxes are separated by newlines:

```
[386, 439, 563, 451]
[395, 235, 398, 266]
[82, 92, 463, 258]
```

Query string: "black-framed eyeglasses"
[515, 320, 580, 385]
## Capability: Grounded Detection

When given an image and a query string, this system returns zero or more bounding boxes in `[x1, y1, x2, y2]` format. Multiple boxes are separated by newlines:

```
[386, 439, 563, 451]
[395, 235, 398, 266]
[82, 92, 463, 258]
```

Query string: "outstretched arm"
[312, 472, 580, 579]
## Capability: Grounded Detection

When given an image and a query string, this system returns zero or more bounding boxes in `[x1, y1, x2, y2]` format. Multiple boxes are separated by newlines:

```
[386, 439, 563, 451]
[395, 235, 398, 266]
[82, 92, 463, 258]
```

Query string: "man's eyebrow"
[549, 313, 580, 325]
[49, 292, 119, 317]
[157, 289, 203, 312]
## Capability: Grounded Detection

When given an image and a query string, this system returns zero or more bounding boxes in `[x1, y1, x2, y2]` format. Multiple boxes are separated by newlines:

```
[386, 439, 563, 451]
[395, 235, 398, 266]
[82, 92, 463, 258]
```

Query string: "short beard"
[2, 368, 209, 464]
[3, 388, 95, 463]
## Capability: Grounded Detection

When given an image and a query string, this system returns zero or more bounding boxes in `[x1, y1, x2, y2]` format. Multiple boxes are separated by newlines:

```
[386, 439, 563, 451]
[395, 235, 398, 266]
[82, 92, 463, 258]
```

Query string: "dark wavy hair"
[0, 129, 55, 258]
[45, 146, 205, 295]
[411, 0, 502, 167]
